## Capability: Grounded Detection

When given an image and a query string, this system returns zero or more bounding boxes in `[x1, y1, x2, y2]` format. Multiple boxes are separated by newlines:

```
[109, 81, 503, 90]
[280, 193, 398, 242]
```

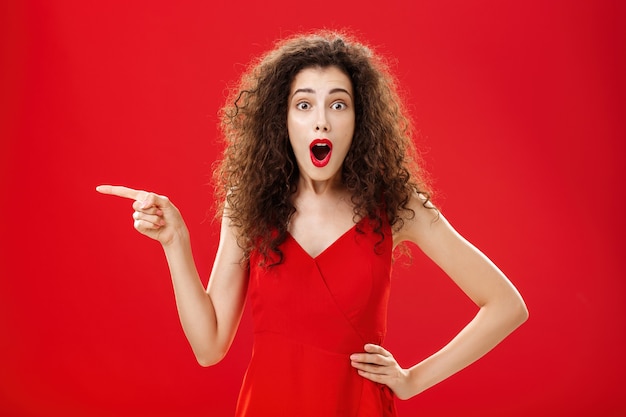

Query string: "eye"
[331, 101, 347, 110]
[296, 101, 311, 110]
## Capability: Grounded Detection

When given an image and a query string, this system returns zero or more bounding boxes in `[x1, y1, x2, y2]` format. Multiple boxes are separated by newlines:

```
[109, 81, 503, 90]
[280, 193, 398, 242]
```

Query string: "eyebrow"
[291, 87, 353, 98]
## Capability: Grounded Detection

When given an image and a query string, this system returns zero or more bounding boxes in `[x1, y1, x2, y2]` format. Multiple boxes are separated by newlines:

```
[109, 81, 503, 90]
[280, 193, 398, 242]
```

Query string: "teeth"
[311, 143, 330, 161]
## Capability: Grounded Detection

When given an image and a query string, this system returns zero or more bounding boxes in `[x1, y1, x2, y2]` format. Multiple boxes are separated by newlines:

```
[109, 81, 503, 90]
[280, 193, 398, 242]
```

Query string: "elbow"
[509, 294, 529, 329]
[519, 300, 529, 325]
[484, 292, 528, 331]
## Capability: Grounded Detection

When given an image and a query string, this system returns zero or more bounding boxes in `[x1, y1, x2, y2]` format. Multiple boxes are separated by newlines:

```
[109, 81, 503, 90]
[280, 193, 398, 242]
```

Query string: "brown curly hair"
[215, 30, 432, 265]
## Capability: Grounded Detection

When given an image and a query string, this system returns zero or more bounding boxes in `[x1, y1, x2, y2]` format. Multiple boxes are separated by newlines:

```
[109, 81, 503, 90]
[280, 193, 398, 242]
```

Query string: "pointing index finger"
[96, 185, 145, 201]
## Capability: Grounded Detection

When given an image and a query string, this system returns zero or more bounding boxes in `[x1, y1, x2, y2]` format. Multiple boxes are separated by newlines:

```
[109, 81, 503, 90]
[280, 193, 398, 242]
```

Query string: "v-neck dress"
[235, 217, 397, 417]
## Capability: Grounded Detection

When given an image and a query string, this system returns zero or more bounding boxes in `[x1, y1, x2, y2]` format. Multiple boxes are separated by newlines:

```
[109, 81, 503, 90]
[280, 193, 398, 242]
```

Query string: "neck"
[296, 173, 345, 197]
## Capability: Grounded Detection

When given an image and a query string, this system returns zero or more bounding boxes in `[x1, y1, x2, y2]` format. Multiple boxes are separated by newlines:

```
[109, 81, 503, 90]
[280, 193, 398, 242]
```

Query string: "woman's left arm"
[350, 193, 528, 399]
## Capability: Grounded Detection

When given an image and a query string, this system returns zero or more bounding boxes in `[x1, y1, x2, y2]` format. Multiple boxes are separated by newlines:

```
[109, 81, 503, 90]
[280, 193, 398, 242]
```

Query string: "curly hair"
[215, 30, 432, 265]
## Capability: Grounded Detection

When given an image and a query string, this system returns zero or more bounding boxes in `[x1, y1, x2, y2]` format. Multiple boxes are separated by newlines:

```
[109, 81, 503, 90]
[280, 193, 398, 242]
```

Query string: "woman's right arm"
[96, 185, 248, 366]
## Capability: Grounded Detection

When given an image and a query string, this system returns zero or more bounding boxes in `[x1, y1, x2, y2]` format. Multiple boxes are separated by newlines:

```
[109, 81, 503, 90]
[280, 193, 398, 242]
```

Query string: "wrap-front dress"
[235, 217, 397, 416]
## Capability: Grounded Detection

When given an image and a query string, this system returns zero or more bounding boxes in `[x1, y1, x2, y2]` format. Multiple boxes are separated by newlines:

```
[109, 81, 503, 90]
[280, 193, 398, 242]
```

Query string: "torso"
[288, 188, 358, 258]
[239, 204, 397, 417]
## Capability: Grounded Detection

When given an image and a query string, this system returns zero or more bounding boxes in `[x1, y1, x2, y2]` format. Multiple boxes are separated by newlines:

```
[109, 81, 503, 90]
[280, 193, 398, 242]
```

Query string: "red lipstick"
[309, 139, 332, 168]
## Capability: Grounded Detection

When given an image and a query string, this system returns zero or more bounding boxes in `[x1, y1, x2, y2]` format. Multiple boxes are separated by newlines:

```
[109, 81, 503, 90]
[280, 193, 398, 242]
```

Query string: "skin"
[96, 65, 528, 400]
[287, 66, 354, 189]
[286, 66, 357, 256]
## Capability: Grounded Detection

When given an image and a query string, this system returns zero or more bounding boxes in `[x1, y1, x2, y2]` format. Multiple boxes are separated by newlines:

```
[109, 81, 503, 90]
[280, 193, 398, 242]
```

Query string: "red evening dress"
[235, 217, 397, 417]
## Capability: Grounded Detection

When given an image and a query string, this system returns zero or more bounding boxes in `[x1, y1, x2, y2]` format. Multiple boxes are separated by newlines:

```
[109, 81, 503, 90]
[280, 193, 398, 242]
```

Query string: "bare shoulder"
[393, 191, 443, 247]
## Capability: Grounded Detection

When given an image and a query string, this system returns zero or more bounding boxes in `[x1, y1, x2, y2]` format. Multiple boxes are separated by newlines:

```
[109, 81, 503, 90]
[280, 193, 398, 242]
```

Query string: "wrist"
[161, 224, 190, 249]
[404, 365, 425, 398]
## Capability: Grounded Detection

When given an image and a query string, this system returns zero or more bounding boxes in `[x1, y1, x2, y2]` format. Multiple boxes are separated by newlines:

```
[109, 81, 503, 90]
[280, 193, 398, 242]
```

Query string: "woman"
[97, 30, 528, 416]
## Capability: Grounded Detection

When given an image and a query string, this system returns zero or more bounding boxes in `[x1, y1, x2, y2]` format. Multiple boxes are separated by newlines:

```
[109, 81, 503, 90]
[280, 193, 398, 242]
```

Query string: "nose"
[315, 108, 330, 132]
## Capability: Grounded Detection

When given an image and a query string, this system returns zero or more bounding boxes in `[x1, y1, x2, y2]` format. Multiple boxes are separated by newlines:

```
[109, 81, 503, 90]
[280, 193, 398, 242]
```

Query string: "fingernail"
[140, 200, 148, 209]
[350, 354, 357, 360]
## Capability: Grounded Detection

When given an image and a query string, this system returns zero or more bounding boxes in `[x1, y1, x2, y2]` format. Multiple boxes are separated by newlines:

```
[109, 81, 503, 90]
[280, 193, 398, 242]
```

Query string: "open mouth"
[310, 139, 332, 167]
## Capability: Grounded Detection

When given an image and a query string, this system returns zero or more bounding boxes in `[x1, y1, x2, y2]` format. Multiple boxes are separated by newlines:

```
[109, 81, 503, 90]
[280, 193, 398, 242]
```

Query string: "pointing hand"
[96, 185, 188, 246]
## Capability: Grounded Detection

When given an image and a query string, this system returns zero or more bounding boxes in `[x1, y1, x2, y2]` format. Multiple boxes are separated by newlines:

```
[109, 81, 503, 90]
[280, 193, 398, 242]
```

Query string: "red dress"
[236, 217, 397, 417]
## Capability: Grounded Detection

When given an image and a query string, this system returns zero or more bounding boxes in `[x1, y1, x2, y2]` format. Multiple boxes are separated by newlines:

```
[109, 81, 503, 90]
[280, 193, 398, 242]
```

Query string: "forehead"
[290, 66, 353, 94]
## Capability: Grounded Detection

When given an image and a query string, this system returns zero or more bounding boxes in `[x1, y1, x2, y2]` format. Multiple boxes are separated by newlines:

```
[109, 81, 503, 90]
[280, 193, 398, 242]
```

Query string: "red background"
[1, 1, 624, 416]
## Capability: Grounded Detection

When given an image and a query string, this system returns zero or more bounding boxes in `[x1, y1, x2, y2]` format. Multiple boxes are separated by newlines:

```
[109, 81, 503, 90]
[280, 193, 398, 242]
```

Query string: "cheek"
[340, 114, 355, 136]
[286, 120, 307, 160]
[339, 119, 355, 144]
[340, 141, 353, 159]
[287, 115, 306, 140]
[341, 126, 355, 158]
[286, 116, 294, 139]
